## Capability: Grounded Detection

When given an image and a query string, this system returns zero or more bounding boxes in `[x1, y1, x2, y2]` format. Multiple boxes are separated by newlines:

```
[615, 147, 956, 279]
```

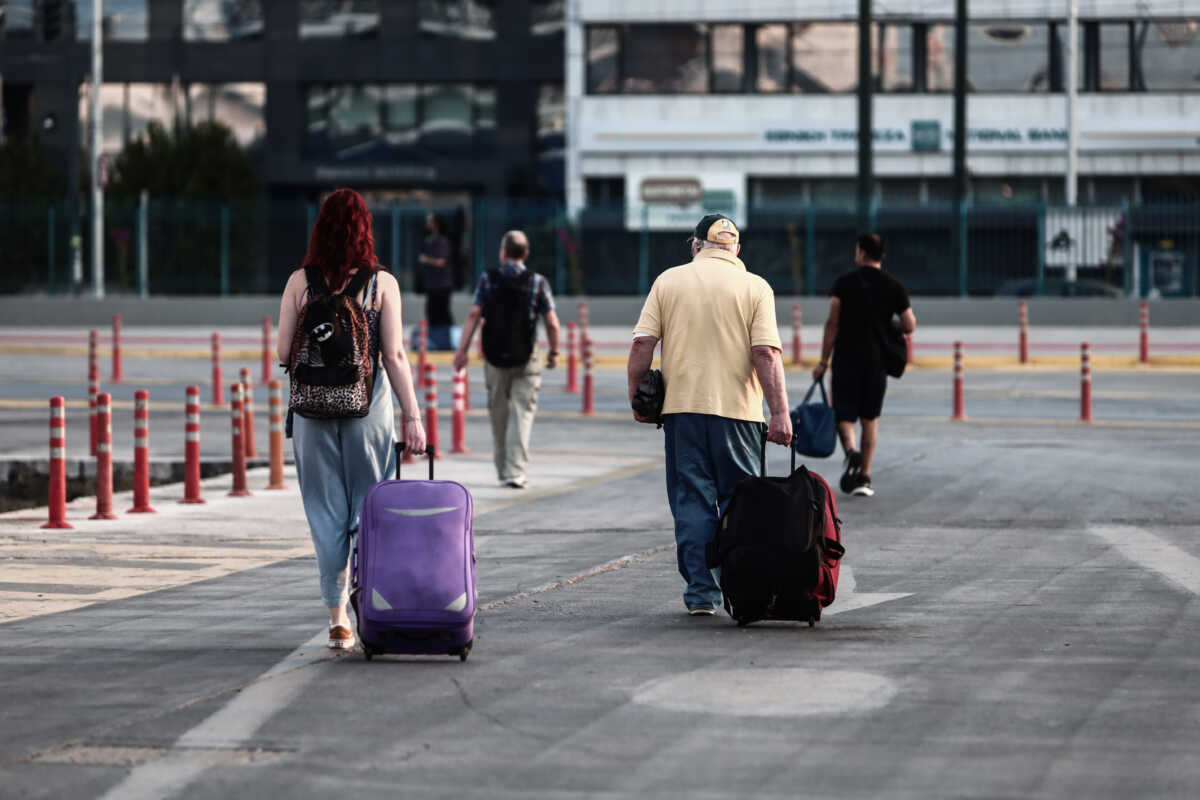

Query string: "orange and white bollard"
[211, 332, 224, 405]
[239, 367, 257, 459]
[792, 305, 802, 365]
[1018, 300, 1029, 364]
[43, 396, 73, 529]
[128, 389, 156, 513]
[565, 321, 580, 393]
[1081, 342, 1093, 423]
[88, 330, 100, 457]
[418, 318, 429, 379]
[451, 369, 468, 454]
[424, 362, 441, 459]
[261, 316, 273, 385]
[181, 385, 205, 504]
[111, 314, 123, 383]
[90, 392, 118, 519]
[582, 337, 595, 416]
[951, 341, 965, 421]
[267, 379, 286, 490]
[228, 384, 251, 497]
[1139, 301, 1149, 364]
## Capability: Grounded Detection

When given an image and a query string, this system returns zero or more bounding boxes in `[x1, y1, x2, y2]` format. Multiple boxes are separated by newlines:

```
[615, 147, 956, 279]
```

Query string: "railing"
[2, 196, 1196, 297]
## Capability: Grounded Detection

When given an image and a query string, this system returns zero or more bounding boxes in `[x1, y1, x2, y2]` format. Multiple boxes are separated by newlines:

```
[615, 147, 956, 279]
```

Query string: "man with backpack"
[453, 230, 560, 489]
[627, 214, 792, 616]
[812, 233, 917, 498]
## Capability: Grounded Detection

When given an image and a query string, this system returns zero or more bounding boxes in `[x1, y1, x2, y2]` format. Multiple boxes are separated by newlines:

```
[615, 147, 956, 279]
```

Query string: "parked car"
[994, 278, 1124, 298]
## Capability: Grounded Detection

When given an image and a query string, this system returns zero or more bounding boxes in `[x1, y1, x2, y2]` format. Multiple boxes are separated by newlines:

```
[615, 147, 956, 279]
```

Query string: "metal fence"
[3, 196, 1197, 297]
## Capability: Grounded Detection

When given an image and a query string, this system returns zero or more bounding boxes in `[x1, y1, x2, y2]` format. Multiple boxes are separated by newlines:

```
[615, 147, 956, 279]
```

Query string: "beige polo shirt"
[633, 248, 782, 423]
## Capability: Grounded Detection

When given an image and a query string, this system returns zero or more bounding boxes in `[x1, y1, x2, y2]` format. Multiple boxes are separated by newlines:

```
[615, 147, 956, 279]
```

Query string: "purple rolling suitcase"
[351, 443, 476, 661]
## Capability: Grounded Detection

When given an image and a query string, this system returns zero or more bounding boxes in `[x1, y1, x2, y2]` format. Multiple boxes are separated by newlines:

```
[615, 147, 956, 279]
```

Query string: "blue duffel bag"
[791, 379, 837, 458]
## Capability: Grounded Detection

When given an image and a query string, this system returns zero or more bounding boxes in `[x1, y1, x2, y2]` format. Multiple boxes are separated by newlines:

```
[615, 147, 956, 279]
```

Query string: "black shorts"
[832, 361, 887, 423]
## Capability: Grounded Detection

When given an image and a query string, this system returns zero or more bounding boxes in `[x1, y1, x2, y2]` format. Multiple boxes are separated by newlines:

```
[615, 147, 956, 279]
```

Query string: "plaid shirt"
[472, 261, 555, 319]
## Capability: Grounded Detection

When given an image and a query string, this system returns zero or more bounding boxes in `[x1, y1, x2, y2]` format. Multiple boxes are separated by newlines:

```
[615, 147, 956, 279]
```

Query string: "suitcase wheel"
[808, 617, 816, 628]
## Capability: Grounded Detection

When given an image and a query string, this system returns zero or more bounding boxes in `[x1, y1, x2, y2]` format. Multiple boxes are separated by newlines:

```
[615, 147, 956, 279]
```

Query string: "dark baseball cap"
[693, 213, 740, 245]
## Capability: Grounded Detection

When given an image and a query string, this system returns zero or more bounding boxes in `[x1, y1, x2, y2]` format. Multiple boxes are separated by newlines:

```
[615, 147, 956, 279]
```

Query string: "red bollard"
[463, 364, 471, 412]
[418, 318, 429, 380]
[582, 337, 595, 416]
[90, 392, 118, 519]
[239, 367, 257, 459]
[43, 396, 73, 529]
[181, 385, 205, 504]
[211, 332, 224, 405]
[424, 362, 441, 459]
[88, 330, 100, 457]
[792, 305, 802, 365]
[261, 316, 273, 385]
[111, 315, 123, 383]
[1018, 300, 1029, 365]
[267, 379, 286, 489]
[1139, 301, 1149, 364]
[951, 341, 965, 421]
[565, 321, 580, 393]
[451, 369, 468, 454]
[1081, 342, 1093, 423]
[128, 389, 156, 513]
[228, 384, 252, 497]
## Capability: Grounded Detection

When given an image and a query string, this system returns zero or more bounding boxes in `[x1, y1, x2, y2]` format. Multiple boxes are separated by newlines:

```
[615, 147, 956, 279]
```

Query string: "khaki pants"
[484, 358, 542, 484]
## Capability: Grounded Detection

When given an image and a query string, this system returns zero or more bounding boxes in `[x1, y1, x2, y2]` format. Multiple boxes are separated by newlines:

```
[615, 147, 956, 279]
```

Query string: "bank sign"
[586, 118, 1200, 154]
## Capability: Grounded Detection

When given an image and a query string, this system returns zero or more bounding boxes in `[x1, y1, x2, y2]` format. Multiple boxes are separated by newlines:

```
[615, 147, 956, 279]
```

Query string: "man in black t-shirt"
[813, 234, 917, 497]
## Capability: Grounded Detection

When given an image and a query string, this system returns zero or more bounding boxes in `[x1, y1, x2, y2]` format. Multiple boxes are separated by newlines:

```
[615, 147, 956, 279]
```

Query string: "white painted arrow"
[824, 565, 912, 617]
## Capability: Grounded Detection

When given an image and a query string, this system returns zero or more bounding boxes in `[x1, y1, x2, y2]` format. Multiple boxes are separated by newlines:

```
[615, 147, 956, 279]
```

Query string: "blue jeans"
[663, 413, 763, 610]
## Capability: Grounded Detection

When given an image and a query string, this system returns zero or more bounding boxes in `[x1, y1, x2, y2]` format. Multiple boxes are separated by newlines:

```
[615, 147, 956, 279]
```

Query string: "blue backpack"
[791, 379, 837, 458]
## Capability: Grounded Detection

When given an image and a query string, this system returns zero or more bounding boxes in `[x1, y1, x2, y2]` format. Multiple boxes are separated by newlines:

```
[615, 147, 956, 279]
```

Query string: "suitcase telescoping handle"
[395, 442, 435, 480]
[759, 429, 798, 477]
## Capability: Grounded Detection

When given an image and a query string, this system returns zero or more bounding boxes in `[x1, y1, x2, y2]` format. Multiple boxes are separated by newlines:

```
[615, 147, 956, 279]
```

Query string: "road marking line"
[1089, 525, 1200, 596]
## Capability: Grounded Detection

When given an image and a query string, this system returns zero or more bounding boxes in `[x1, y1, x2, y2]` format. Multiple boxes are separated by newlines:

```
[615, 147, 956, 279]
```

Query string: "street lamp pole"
[91, 0, 105, 298]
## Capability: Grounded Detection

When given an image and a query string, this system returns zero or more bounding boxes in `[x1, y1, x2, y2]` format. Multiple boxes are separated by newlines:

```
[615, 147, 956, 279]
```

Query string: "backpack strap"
[304, 265, 331, 296]
[341, 267, 374, 300]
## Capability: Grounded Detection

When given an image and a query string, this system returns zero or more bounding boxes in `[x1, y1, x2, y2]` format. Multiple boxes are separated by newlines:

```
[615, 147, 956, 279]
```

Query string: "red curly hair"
[302, 188, 378, 291]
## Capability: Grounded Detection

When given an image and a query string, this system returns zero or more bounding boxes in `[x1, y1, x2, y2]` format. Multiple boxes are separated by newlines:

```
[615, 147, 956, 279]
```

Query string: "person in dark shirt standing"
[812, 233, 916, 497]
[418, 213, 455, 332]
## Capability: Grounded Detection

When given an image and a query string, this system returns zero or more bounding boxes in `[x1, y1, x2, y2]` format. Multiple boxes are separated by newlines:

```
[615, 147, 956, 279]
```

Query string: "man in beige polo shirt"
[627, 214, 792, 615]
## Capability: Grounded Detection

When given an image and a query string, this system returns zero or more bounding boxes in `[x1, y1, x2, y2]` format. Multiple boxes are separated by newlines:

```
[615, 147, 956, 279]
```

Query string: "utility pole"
[856, 0, 873, 229]
[952, 0, 968, 296]
[1065, 0, 1079, 281]
[90, 0, 104, 298]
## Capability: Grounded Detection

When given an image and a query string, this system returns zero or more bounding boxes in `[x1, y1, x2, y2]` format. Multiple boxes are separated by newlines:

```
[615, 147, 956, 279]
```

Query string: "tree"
[106, 121, 260, 293]
[0, 135, 66, 292]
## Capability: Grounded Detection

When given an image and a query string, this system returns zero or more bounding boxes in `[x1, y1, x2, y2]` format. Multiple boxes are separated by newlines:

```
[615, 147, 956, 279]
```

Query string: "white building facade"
[565, 0, 1200, 229]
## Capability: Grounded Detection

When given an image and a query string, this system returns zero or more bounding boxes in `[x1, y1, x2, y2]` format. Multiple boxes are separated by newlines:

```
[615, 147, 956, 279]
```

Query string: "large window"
[879, 23, 914, 91]
[711, 24, 746, 92]
[81, 83, 175, 154]
[419, 0, 496, 41]
[587, 27, 620, 94]
[186, 83, 265, 147]
[792, 23, 859, 92]
[306, 84, 496, 159]
[1134, 20, 1200, 91]
[74, 0, 148, 41]
[299, 1, 379, 38]
[968, 23, 1050, 92]
[530, 0, 563, 36]
[1, 1, 36, 34]
[183, 0, 263, 41]
[755, 24, 789, 92]
[623, 25, 708, 93]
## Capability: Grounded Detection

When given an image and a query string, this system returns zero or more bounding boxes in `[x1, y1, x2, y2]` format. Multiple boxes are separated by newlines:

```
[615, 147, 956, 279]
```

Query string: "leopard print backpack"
[288, 265, 376, 419]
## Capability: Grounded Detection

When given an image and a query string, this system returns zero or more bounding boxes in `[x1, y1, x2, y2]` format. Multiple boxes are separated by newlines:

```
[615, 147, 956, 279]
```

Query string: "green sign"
[911, 120, 941, 152]
[702, 189, 736, 211]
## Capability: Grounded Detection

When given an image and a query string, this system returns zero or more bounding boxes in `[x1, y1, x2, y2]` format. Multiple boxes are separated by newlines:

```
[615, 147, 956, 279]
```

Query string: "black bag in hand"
[632, 368, 665, 427]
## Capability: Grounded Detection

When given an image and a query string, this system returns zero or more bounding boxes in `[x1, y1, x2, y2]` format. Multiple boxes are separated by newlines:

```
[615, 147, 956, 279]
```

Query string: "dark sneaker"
[840, 450, 863, 494]
[850, 474, 875, 497]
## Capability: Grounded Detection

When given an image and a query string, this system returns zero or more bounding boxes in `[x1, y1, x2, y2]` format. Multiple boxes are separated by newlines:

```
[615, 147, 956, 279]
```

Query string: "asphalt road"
[1, 365, 1199, 798]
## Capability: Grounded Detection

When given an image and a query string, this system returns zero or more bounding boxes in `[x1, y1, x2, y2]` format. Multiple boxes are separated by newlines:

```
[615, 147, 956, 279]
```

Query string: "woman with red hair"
[277, 188, 426, 650]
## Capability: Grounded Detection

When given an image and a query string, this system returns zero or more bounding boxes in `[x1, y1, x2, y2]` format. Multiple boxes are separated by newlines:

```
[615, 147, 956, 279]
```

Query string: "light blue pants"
[663, 413, 763, 611]
[293, 373, 395, 607]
